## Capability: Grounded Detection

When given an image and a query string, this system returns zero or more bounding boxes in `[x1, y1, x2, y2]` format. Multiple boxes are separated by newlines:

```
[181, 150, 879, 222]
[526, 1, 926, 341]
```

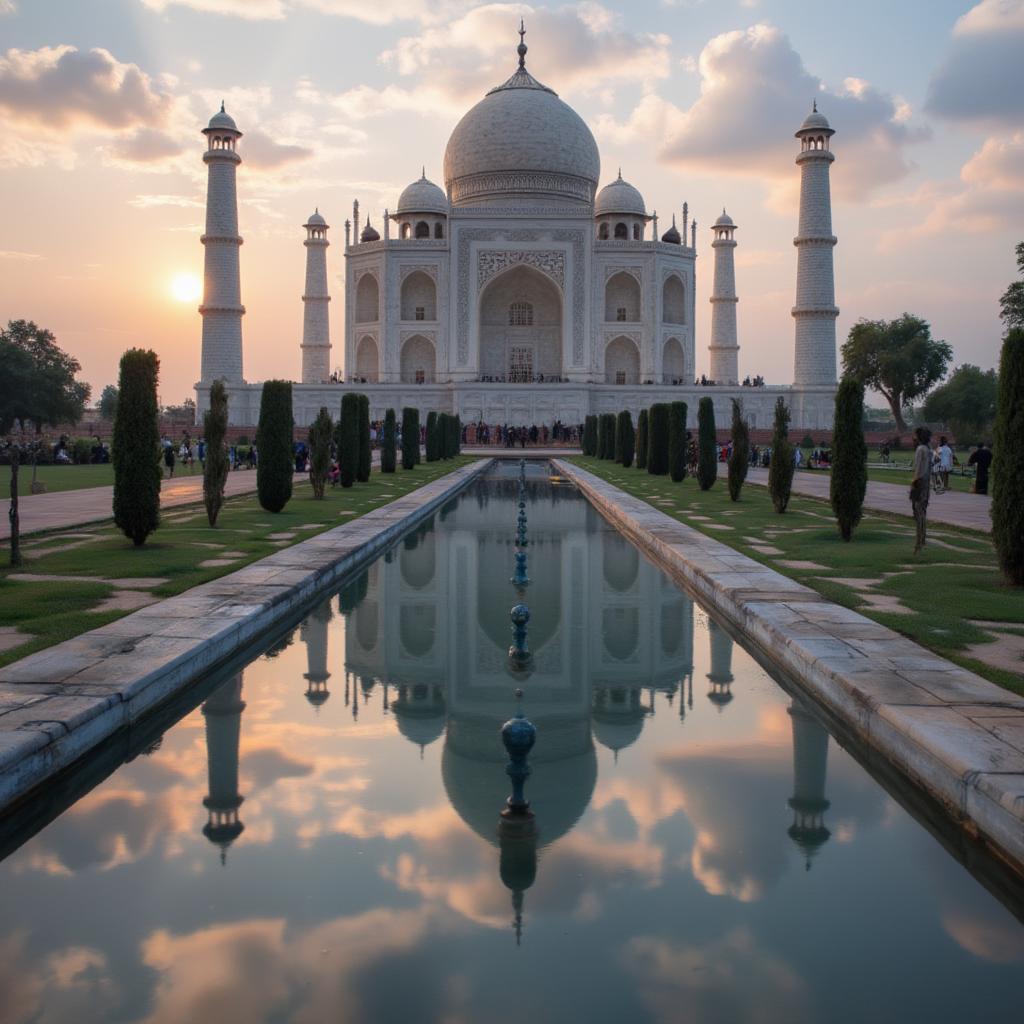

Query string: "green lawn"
[9, 464, 116, 493]
[571, 457, 1023, 694]
[0, 457, 477, 667]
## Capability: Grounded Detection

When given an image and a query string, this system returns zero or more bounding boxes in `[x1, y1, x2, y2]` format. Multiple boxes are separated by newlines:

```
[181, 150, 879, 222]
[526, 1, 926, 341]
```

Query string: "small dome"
[397, 172, 448, 216]
[798, 102, 832, 134]
[661, 216, 681, 245]
[595, 172, 646, 217]
[305, 688, 330, 707]
[207, 102, 238, 132]
[714, 208, 734, 227]
[360, 220, 380, 242]
[305, 208, 327, 227]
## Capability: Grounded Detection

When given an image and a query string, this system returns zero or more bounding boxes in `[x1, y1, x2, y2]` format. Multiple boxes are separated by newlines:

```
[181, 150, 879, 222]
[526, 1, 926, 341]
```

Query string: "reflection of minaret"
[202, 674, 246, 864]
[499, 817, 537, 946]
[787, 699, 831, 869]
[679, 599, 695, 721]
[592, 687, 646, 762]
[301, 599, 332, 708]
[391, 682, 445, 758]
[706, 619, 734, 709]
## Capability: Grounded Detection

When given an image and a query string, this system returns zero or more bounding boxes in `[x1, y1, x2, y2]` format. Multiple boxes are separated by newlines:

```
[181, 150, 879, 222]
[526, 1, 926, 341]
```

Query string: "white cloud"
[243, 127, 314, 169]
[0, 249, 43, 260]
[128, 193, 204, 208]
[139, 0, 459, 22]
[0, 1, 16, 15]
[925, 0, 1024, 125]
[594, 24, 925, 203]
[139, 0, 287, 18]
[107, 126, 185, 163]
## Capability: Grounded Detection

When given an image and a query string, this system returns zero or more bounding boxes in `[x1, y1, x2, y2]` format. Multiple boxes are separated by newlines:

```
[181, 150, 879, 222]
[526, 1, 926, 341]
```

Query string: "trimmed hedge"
[727, 398, 749, 502]
[583, 414, 598, 456]
[647, 403, 669, 475]
[768, 396, 795, 513]
[992, 328, 1024, 584]
[112, 348, 161, 546]
[426, 411, 440, 462]
[697, 397, 717, 491]
[203, 378, 229, 524]
[337, 392, 360, 488]
[635, 408, 648, 470]
[357, 394, 371, 482]
[616, 410, 635, 468]
[381, 408, 397, 473]
[401, 407, 419, 470]
[669, 401, 688, 483]
[255, 379, 294, 512]
[308, 405, 332, 500]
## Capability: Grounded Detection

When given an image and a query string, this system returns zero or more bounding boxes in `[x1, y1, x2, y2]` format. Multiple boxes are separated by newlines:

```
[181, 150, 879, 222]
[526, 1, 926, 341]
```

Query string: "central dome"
[443, 32, 600, 208]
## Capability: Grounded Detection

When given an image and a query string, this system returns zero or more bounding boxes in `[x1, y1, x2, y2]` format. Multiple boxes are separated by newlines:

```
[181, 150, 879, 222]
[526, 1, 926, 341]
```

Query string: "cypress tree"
[401, 407, 419, 469]
[308, 405, 332, 500]
[584, 414, 598, 457]
[647, 403, 669, 475]
[768, 396, 795, 513]
[635, 408, 649, 470]
[112, 348, 161, 546]
[602, 413, 616, 460]
[829, 378, 867, 540]
[438, 412, 449, 458]
[426, 411, 440, 462]
[992, 328, 1024, 584]
[447, 413, 458, 458]
[669, 401, 688, 483]
[337, 392, 359, 487]
[255, 379, 294, 512]
[616, 410, 635, 468]
[357, 393, 371, 482]
[596, 414, 607, 459]
[202, 378, 229, 525]
[697, 397, 717, 491]
[727, 398, 750, 502]
[381, 408, 397, 473]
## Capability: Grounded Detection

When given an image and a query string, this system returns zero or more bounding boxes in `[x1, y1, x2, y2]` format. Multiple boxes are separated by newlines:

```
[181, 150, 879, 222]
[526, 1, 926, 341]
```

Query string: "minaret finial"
[421, 165, 426, 179]
[220, 100, 225, 113]
[517, 19, 527, 69]
[813, 98, 818, 113]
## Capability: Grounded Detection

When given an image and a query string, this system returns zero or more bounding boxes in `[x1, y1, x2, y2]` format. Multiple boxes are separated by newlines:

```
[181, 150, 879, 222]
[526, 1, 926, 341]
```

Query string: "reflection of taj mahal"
[195, 27, 839, 429]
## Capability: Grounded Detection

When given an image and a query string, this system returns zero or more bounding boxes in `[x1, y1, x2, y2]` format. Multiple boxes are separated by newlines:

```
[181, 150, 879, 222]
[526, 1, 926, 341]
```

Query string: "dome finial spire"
[517, 18, 527, 69]
[813, 98, 817, 113]
[220, 100, 225, 113]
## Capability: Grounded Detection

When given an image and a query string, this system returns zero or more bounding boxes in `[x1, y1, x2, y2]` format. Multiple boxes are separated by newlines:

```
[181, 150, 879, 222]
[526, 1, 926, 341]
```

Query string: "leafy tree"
[841, 313, 952, 432]
[307, 405, 332, 500]
[921, 364, 997, 443]
[999, 241, 1024, 331]
[337, 392, 360, 487]
[583, 415, 597, 457]
[697, 398, 717, 491]
[992, 328, 1024, 585]
[381, 408, 397, 473]
[615, 410, 635, 467]
[401, 407, 419, 470]
[830, 378, 867, 541]
[203, 379, 230, 524]
[727, 399, 749, 502]
[98, 384, 119, 420]
[357, 394, 371, 482]
[768, 397, 795, 513]
[425, 411, 440, 462]
[1, 321, 91, 563]
[668, 401, 688, 483]
[255, 380, 294, 512]
[112, 348, 161, 547]
[647, 403, 669, 476]
[635, 408, 648, 470]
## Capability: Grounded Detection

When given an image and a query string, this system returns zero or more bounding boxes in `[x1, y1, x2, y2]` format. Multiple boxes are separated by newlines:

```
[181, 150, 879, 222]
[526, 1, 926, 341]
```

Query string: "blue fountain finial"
[501, 687, 536, 818]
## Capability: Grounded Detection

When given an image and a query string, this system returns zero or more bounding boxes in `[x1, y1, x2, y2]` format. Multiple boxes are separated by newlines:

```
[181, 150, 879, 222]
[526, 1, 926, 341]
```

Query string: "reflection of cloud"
[622, 928, 809, 1024]
[942, 911, 1024, 964]
[240, 745, 315, 790]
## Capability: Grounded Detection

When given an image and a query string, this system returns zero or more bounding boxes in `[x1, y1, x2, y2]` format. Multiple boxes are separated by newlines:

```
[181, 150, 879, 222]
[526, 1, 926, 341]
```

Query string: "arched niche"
[400, 530, 436, 589]
[605, 271, 641, 323]
[663, 275, 686, 325]
[478, 264, 562, 382]
[660, 599, 685, 655]
[663, 337, 685, 383]
[355, 273, 379, 323]
[400, 334, 436, 383]
[614, 222, 628, 239]
[355, 336, 379, 382]
[400, 271, 437, 321]
[415, 220, 430, 239]
[603, 607, 639, 662]
[400, 604, 435, 658]
[355, 599, 378, 651]
[604, 335, 640, 385]
[603, 534, 639, 592]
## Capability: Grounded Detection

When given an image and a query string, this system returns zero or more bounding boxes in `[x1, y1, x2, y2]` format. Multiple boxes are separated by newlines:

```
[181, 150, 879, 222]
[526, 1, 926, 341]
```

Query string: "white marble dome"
[714, 208, 734, 227]
[595, 173, 646, 217]
[443, 48, 600, 207]
[305, 209, 327, 227]
[798, 105, 832, 133]
[206, 103, 238, 133]
[397, 172, 448, 215]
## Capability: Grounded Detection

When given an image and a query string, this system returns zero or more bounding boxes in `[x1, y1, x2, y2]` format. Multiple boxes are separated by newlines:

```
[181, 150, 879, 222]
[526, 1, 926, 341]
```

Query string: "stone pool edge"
[554, 459, 1024, 872]
[0, 458, 492, 815]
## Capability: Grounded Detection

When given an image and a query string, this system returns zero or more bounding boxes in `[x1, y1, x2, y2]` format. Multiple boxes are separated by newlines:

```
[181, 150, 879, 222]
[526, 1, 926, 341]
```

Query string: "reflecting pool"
[1, 462, 1022, 1023]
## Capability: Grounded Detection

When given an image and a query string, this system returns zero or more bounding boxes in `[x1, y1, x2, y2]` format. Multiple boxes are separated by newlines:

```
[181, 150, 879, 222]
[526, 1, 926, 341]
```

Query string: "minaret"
[300, 209, 331, 384]
[201, 674, 246, 863]
[792, 102, 838, 386]
[301, 600, 332, 707]
[706, 618, 734, 709]
[787, 698, 831, 869]
[199, 103, 244, 384]
[709, 209, 739, 384]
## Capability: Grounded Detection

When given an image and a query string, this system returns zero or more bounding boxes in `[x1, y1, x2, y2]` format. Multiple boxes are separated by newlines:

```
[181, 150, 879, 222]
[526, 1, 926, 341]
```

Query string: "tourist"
[197, 438, 206, 467]
[968, 442, 992, 495]
[937, 436, 953, 490]
[164, 443, 176, 478]
[910, 426, 932, 554]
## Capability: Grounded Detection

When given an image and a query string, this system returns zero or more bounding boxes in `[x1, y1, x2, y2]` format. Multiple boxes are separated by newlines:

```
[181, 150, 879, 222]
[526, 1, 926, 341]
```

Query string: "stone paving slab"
[555, 459, 1024, 872]
[0, 458, 491, 814]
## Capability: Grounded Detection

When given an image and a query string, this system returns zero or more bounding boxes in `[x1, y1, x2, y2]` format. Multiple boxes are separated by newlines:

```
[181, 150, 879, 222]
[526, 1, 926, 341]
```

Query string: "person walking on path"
[910, 426, 932, 554]
[937, 436, 954, 490]
[163, 443, 176, 479]
[968, 442, 993, 495]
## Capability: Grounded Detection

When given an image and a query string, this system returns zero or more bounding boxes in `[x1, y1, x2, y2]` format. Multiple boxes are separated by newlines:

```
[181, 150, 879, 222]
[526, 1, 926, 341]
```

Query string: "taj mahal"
[194, 26, 839, 430]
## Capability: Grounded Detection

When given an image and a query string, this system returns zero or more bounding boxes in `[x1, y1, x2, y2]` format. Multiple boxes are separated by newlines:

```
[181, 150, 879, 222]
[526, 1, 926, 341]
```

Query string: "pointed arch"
[355, 335, 379, 382]
[663, 337, 685, 384]
[663, 274, 686, 325]
[355, 273, 379, 323]
[400, 334, 436, 383]
[605, 335, 640, 385]
[400, 271, 436, 321]
[605, 271, 641, 322]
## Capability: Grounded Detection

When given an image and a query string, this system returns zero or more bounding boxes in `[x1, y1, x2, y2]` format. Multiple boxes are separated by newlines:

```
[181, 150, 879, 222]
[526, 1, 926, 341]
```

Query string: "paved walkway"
[746, 468, 992, 534]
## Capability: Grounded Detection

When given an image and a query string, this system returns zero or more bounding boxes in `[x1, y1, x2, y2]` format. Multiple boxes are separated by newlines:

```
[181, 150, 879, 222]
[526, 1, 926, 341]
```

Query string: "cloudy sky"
[1, 0, 1022, 403]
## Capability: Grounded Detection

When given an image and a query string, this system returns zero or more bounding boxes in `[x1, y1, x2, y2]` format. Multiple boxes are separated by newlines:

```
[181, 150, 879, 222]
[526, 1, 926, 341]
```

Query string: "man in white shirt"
[910, 426, 932, 554]
[937, 436, 953, 490]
